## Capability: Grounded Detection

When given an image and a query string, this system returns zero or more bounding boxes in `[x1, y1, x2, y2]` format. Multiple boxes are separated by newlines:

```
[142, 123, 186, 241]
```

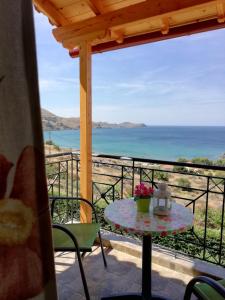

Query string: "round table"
[102, 199, 194, 300]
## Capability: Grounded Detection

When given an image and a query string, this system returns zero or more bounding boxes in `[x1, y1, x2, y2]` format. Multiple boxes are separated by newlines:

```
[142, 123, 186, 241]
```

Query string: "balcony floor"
[55, 246, 194, 300]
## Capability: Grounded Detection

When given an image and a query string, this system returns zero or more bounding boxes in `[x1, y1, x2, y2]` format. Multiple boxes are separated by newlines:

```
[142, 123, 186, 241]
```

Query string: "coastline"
[44, 142, 225, 168]
[43, 126, 225, 162]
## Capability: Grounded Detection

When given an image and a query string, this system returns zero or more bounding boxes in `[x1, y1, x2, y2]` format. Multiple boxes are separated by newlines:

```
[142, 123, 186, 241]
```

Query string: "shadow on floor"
[55, 246, 194, 300]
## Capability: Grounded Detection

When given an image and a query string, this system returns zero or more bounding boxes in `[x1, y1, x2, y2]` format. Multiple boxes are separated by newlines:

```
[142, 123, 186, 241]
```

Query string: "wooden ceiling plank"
[34, 0, 69, 26]
[85, 0, 105, 15]
[103, 0, 145, 12]
[68, 12, 97, 23]
[53, 0, 219, 42]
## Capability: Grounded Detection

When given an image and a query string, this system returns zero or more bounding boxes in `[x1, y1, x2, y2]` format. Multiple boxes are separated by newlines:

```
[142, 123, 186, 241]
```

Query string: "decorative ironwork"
[46, 152, 225, 267]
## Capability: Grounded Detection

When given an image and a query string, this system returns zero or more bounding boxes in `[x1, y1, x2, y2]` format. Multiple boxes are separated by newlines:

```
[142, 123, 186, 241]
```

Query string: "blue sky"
[34, 10, 225, 126]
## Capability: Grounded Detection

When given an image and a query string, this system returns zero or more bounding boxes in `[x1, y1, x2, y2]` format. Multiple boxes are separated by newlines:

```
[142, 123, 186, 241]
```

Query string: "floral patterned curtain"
[0, 1, 57, 299]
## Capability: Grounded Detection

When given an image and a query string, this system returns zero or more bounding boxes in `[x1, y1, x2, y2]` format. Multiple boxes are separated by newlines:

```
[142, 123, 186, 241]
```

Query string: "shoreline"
[44, 143, 225, 169]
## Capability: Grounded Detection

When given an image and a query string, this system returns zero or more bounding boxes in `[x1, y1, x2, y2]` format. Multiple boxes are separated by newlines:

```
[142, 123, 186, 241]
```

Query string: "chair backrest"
[49, 196, 98, 224]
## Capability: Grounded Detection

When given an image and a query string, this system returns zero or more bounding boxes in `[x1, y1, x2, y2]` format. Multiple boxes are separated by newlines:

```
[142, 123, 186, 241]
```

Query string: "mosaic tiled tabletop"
[104, 199, 194, 237]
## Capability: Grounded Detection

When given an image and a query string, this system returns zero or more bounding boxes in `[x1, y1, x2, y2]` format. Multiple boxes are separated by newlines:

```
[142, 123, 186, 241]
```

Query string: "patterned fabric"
[0, 1, 57, 299]
[105, 199, 193, 236]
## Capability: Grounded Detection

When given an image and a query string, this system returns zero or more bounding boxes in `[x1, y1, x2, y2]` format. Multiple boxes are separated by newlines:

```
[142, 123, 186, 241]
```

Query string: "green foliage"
[176, 177, 191, 190]
[194, 208, 223, 241]
[173, 158, 189, 173]
[154, 171, 169, 181]
[211, 170, 225, 186]
[214, 159, 225, 167]
[54, 144, 60, 151]
[45, 139, 54, 145]
[95, 199, 108, 209]
[196, 207, 222, 229]
[214, 170, 225, 178]
[45, 140, 60, 151]
[191, 157, 213, 166]
[46, 163, 58, 175]
[173, 155, 225, 171]
[177, 157, 189, 163]
[173, 165, 188, 173]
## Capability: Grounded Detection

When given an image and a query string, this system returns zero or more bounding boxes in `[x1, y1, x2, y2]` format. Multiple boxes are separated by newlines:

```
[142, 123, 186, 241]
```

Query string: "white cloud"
[39, 77, 78, 92]
[93, 84, 112, 90]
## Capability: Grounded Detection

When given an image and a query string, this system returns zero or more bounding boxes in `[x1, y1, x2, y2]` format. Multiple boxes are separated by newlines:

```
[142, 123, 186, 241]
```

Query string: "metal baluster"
[203, 177, 210, 260]
[58, 161, 61, 196]
[218, 179, 225, 265]
[121, 165, 124, 198]
[132, 160, 135, 195]
[71, 154, 74, 197]
[66, 160, 68, 197]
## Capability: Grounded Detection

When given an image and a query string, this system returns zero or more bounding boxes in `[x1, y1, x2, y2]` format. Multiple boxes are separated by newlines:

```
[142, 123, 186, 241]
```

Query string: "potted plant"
[134, 183, 154, 213]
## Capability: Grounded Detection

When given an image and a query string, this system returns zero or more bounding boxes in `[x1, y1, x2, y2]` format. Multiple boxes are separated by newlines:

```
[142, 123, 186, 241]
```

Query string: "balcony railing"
[46, 152, 225, 267]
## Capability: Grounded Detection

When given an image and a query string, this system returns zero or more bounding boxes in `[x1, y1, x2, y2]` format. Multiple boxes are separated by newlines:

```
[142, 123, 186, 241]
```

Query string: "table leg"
[142, 235, 172, 300]
[142, 235, 152, 299]
[101, 235, 171, 300]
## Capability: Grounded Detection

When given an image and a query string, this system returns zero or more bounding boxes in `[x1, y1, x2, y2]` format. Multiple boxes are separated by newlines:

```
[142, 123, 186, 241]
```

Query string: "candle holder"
[153, 183, 172, 216]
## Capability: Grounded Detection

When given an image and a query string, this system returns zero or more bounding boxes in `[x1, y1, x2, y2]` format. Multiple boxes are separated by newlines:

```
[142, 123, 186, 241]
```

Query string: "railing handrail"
[46, 151, 225, 171]
[46, 151, 73, 158]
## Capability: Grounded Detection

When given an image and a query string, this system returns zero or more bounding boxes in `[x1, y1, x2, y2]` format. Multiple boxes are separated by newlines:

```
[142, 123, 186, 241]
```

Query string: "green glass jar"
[135, 197, 151, 213]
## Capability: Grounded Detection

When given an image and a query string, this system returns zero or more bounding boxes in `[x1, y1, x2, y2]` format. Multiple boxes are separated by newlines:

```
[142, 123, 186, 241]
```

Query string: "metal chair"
[52, 224, 90, 300]
[51, 196, 107, 300]
[184, 275, 225, 300]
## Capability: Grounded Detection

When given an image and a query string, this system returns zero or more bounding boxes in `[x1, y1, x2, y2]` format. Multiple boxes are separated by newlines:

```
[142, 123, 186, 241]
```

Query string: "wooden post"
[79, 41, 92, 223]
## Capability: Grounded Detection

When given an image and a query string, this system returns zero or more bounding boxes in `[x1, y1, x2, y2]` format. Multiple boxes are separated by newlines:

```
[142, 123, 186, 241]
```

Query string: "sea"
[44, 126, 225, 161]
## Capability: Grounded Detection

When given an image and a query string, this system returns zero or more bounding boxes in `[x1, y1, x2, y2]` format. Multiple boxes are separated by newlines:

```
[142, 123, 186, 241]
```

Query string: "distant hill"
[41, 108, 146, 130]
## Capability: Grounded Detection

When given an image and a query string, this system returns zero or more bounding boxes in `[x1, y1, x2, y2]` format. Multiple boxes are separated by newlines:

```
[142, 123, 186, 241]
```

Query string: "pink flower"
[134, 183, 154, 197]
[161, 231, 168, 237]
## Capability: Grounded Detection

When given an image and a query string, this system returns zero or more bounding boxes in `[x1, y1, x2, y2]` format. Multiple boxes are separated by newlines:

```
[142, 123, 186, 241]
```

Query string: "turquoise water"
[44, 126, 225, 161]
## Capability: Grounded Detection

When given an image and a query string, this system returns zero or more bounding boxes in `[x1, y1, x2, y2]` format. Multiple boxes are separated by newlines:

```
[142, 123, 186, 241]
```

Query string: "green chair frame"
[51, 196, 107, 300]
[184, 275, 225, 300]
[52, 224, 90, 300]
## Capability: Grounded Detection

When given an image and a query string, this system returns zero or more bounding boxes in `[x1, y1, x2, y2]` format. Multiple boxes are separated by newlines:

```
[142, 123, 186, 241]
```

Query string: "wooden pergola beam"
[33, 0, 69, 26]
[85, 0, 105, 15]
[69, 18, 225, 58]
[53, 0, 216, 47]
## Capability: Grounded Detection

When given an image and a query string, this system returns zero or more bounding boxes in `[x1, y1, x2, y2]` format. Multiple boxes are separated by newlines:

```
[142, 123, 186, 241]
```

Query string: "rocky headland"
[41, 108, 146, 131]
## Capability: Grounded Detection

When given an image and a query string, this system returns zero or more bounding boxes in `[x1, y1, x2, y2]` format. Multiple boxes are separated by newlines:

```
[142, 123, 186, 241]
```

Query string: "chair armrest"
[49, 196, 99, 223]
[184, 276, 225, 300]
